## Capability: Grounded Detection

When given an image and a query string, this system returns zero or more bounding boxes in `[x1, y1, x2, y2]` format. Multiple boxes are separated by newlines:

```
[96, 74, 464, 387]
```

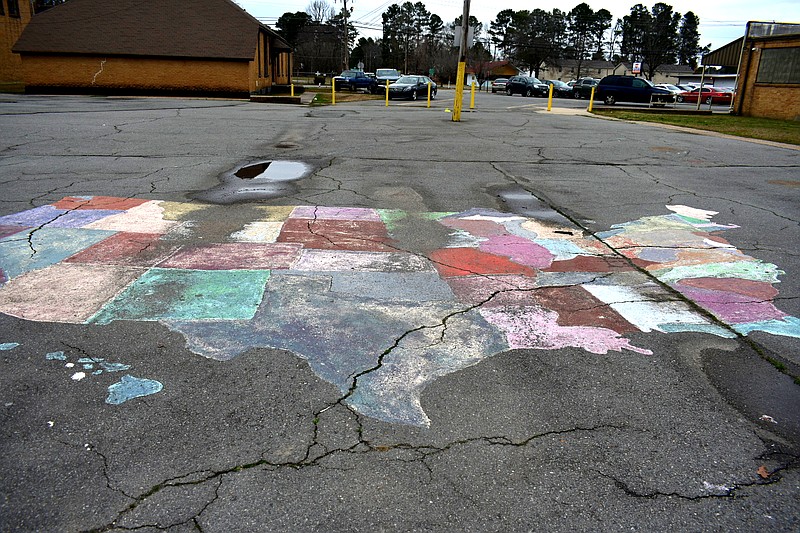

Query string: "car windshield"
[549, 80, 567, 87]
[376, 69, 399, 76]
[531, 78, 543, 84]
[396, 76, 420, 84]
[340, 70, 358, 77]
[493, 78, 507, 83]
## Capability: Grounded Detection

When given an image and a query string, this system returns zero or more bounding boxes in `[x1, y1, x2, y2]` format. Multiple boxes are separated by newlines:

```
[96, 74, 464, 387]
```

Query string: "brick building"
[710, 22, 800, 121]
[12, 0, 292, 97]
[0, 0, 33, 91]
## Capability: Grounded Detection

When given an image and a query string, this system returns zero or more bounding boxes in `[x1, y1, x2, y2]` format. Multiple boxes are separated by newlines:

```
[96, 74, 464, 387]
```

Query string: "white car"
[655, 83, 682, 95]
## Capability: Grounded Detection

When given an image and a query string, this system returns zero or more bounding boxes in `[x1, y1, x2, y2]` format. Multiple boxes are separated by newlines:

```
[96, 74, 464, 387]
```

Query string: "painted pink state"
[478, 235, 554, 269]
[290, 206, 382, 221]
[673, 282, 786, 324]
[479, 306, 652, 355]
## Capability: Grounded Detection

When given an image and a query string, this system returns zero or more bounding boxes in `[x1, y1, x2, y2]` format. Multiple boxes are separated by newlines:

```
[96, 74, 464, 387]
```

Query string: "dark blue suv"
[595, 75, 673, 105]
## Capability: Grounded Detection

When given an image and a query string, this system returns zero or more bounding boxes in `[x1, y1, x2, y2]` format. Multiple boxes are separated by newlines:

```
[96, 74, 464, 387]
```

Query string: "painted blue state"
[0, 227, 116, 280]
[106, 375, 163, 405]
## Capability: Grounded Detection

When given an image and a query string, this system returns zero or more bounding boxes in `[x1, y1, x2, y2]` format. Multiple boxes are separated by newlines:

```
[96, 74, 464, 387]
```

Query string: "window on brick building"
[8, 0, 20, 17]
[756, 46, 800, 84]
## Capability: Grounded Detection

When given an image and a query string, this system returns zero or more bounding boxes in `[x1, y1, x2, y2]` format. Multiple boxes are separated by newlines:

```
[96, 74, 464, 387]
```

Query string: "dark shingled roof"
[13, 0, 289, 59]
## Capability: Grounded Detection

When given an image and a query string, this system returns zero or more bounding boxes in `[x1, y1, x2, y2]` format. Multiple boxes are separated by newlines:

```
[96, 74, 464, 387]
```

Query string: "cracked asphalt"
[1, 92, 799, 532]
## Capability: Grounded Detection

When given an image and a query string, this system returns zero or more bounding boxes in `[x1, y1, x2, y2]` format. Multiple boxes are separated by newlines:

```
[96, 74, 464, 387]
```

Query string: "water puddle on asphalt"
[191, 160, 311, 204]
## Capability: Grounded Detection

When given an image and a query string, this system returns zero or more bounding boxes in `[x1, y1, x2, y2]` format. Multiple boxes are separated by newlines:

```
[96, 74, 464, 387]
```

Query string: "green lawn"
[592, 111, 800, 146]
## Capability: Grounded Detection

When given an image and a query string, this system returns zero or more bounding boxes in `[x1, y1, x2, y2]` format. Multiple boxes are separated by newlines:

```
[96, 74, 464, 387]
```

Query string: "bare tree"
[306, 0, 334, 23]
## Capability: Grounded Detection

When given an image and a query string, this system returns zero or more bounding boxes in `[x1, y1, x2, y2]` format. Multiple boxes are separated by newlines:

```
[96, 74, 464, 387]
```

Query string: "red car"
[676, 87, 733, 105]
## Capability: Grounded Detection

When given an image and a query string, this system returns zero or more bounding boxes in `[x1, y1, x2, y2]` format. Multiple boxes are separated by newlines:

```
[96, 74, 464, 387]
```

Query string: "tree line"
[279, 1, 707, 82]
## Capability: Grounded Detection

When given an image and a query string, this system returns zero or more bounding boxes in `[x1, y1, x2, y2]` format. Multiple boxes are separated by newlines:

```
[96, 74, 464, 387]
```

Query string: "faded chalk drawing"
[43, 349, 161, 404]
[1, 197, 798, 426]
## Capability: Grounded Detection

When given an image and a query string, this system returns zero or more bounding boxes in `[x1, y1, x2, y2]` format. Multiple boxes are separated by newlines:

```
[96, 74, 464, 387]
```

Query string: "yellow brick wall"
[0, 3, 33, 87]
[20, 55, 252, 93]
[737, 37, 800, 121]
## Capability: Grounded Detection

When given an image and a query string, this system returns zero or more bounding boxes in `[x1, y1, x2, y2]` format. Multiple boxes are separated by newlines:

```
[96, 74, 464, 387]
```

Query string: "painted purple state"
[673, 284, 786, 324]
[0, 205, 122, 228]
[290, 206, 382, 221]
[479, 234, 554, 269]
[480, 306, 652, 355]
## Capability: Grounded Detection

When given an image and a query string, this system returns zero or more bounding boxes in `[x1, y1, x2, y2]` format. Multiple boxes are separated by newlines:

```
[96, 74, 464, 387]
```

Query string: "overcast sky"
[236, 0, 799, 51]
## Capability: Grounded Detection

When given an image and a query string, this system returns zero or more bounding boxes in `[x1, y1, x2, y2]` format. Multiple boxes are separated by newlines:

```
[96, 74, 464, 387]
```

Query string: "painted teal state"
[90, 268, 271, 324]
[733, 316, 800, 338]
[106, 375, 163, 405]
[0, 228, 116, 280]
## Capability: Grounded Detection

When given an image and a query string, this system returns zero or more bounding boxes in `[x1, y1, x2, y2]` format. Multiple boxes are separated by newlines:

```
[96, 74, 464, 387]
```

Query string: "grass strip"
[593, 110, 800, 146]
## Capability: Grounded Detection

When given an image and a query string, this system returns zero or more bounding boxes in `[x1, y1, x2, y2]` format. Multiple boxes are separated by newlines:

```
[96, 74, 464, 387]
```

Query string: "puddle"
[191, 160, 311, 204]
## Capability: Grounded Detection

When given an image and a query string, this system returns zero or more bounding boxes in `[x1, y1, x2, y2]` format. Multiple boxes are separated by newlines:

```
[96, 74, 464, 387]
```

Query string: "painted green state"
[90, 268, 270, 324]
[654, 261, 784, 284]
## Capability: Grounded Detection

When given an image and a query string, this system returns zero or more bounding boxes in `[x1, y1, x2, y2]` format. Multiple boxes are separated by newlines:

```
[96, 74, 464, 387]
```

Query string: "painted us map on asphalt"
[1, 196, 798, 426]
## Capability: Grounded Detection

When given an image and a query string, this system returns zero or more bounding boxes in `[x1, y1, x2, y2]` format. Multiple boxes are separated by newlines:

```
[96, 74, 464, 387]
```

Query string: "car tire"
[604, 95, 615, 105]
[411, 90, 417, 101]
[506, 88, 513, 96]
[525, 88, 532, 97]
[705, 96, 713, 104]
[676, 95, 684, 103]
[491, 89, 496, 93]
[573, 91, 581, 99]
[431, 90, 436, 100]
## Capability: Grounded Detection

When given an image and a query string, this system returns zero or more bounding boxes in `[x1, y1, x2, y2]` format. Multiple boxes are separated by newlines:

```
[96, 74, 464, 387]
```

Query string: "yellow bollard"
[452, 62, 466, 122]
[470, 82, 476, 109]
[427, 82, 432, 108]
[332, 79, 335, 105]
[291, 84, 295, 97]
[588, 86, 595, 112]
[547, 84, 553, 111]
[386, 80, 389, 106]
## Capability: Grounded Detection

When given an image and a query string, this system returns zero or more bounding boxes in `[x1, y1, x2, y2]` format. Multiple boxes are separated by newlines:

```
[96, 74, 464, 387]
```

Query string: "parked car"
[677, 84, 696, 92]
[333, 70, 378, 93]
[505, 76, 549, 97]
[375, 68, 401, 85]
[572, 78, 600, 99]
[676, 87, 734, 105]
[491, 78, 508, 93]
[655, 83, 682, 95]
[545, 79, 572, 97]
[387, 75, 437, 100]
[595, 75, 674, 105]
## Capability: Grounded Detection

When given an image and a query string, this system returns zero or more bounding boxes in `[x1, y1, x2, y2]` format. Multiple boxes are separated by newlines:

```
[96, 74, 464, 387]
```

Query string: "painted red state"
[66, 232, 179, 267]
[159, 243, 303, 270]
[0, 225, 28, 239]
[277, 218, 395, 252]
[52, 196, 150, 211]
[532, 286, 638, 333]
[428, 247, 537, 278]
[678, 277, 778, 300]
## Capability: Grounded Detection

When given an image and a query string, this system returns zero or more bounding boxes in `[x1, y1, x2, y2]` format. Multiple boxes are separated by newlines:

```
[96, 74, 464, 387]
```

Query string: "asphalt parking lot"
[0, 92, 798, 531]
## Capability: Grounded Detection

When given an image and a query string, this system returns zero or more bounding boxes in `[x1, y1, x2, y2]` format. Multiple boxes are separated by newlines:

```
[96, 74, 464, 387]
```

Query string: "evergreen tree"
[677, 11, 702, 68]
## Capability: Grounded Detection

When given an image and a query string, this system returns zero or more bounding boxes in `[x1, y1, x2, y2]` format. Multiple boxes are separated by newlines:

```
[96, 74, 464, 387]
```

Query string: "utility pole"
[452, 0, 471, 122]
[340, 0, 350, 70]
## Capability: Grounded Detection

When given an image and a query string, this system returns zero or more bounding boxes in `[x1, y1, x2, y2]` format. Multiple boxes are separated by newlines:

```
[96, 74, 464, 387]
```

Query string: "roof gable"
[13, 0, 279, 59]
